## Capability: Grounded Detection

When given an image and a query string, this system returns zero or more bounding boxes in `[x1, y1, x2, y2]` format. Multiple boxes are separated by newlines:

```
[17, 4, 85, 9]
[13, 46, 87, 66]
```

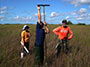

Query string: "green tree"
[77, 23, 86, 25]
[67, 21, 73, 25]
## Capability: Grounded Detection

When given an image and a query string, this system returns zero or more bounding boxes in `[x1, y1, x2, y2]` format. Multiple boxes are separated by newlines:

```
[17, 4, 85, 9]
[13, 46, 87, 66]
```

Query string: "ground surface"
[0, 24, 90, 67]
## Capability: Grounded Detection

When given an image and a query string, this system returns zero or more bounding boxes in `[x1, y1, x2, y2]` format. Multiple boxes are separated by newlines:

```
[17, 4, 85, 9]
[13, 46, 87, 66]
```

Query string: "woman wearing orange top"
[53, 19, 73, 56]
[21, 25, 31, 58]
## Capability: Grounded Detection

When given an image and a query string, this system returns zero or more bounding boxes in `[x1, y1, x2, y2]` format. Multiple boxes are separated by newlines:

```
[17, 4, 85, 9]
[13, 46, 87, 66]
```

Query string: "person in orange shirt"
[21, 25, 31, 58]
[53, 19, 73, 56]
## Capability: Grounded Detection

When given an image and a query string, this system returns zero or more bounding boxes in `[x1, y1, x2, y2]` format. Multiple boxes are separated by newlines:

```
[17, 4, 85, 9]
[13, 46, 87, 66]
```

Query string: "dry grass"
[0, 24, 90, 67]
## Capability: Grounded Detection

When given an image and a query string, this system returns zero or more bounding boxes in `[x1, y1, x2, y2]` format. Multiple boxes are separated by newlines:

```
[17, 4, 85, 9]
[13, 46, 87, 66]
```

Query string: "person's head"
[23, 25, 29, 31]
[62, 19, 67, 26]
[40, 21, 44, 28]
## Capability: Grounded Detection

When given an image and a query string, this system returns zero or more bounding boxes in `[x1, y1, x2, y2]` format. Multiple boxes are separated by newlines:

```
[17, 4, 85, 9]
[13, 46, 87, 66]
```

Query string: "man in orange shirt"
[53, 19, 73, 56]
[21, 25, 31, 58]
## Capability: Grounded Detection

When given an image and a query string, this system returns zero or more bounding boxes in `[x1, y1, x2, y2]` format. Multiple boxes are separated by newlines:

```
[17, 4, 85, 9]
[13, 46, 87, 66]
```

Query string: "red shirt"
[53, 26, 73, 40]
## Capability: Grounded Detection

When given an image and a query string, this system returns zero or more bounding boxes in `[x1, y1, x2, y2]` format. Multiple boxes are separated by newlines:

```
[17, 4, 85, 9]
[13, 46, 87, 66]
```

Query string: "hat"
[23, 25, 29, 30]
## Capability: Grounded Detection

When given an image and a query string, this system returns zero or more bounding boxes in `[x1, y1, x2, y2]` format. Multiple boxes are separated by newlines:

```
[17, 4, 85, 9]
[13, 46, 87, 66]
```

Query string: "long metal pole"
[43, 6, 48, 66]
[43, 6, 45, 22]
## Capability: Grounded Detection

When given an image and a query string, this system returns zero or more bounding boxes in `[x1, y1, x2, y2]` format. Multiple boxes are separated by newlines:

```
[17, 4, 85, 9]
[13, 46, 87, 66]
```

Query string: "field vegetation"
[0, 24, 90, 67]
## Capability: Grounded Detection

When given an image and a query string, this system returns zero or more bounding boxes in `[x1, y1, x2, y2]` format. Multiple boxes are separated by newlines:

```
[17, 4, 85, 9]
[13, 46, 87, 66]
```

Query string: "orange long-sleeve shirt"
[53, 26, 73, 40]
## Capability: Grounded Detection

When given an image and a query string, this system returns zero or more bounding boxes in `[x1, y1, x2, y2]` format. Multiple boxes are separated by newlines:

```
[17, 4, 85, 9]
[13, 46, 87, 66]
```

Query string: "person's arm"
[53, 27, 61, 35]
[21, 32, 25, 46]
[44, 22, 50, 34]
[37, 6, 41, 23]
[68, 27, 73, 40]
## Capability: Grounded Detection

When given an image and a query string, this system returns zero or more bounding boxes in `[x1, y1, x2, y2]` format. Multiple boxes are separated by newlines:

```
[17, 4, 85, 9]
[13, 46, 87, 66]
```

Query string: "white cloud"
[50, 12, 56, 17]
[11, 16, 32, 22]
[0, 11, 7, 14]
[14, 16, 19, 19]
[80, 14, 87, 17]
[0, 15, 5, 21]
[65, 16, 70, 19]
[88, 13, 90, 16]
[78, 8, 87, 14]
[50, 12, 60, 18]
[34, 13, 44, 17]
[0, 15, 5, 19]
[89, 5, 90, 9]
[34, 13, 38, 17]
[11, 16, 20, 21]
[0, 19, 4, 21]
[71, 12, 77, 15]
[0, 6, 8, 10]
[77, 17, 84, 20]
[74, 13, 90, 21]
[75, 16, 84, 20]
[80, 0, 90, 4]
[63, 0, 90, 7]
[22, 16, 32, 21]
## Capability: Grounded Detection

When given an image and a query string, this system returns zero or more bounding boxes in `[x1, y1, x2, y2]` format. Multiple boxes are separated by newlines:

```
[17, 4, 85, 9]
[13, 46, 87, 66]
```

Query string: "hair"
[25, 26, 29, 29]
[40, 21, 44, 28]
[23, 26, 29, 30]
[62, 19, 67, 24]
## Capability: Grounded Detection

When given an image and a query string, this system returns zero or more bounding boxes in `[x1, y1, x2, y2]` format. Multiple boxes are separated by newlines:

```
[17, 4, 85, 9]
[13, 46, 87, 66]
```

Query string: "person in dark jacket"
[34, 6, 50, 66]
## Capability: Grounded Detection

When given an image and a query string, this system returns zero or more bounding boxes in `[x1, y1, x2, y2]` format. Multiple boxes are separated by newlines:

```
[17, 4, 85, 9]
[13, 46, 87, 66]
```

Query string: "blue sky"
[0, 0, 90, 24]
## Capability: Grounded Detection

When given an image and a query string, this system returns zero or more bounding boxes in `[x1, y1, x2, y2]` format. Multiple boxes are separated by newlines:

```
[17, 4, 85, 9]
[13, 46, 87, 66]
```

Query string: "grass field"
[0, 24, 90, 67]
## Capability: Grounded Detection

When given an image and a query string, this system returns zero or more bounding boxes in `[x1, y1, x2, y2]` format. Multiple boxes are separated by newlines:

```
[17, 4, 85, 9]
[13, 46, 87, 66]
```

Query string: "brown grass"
[0, 24, 90, 67]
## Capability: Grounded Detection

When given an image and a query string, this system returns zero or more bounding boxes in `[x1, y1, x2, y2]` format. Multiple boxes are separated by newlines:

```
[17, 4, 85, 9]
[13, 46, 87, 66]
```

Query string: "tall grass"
[0, 24, 90, 67]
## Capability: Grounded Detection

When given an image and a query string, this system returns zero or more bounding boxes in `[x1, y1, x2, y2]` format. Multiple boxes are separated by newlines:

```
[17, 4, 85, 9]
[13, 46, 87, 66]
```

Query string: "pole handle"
[37, 4, 50, 6]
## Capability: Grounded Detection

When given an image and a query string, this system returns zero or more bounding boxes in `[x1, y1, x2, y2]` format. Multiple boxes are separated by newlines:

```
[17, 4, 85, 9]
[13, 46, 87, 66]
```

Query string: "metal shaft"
[43, 6, 45, 22]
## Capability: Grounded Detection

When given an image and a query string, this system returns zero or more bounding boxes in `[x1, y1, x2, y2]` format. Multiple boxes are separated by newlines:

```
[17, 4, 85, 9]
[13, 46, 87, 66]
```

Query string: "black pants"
[23, 42, 29, 54]
[56, 39, 68, 55]
[34, 43, 44, 66]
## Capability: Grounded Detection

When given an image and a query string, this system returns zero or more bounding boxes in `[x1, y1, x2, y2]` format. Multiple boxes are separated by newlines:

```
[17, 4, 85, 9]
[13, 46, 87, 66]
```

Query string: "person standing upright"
[34, 6, 50, 66]
[21, 25, 31, 58]
[53, 19, 73, 56]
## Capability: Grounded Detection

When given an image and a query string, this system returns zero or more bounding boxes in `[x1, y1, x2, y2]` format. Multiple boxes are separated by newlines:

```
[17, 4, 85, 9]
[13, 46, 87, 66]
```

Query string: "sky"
[0, 0, 90, 24]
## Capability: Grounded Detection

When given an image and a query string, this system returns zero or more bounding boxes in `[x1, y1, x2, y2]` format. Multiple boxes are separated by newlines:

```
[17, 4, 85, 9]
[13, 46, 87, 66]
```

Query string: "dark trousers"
[23, 42, 29, 54]
[34, 43, 44, 66]
[56, 39, 68, 55]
